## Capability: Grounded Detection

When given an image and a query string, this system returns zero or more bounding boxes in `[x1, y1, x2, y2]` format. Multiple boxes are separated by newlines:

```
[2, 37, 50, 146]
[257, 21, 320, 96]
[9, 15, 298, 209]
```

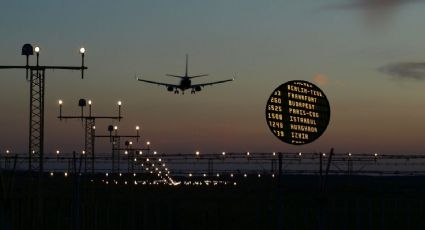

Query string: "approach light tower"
[58, 99, 123, 174]
[95, 125, 141, 173]
[0, 44, 87, 172]
[119, 139, 150, 174]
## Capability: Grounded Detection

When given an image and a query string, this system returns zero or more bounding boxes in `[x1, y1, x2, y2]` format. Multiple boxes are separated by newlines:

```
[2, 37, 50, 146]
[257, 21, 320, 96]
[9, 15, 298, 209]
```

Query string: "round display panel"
[265, 80, 330, 145]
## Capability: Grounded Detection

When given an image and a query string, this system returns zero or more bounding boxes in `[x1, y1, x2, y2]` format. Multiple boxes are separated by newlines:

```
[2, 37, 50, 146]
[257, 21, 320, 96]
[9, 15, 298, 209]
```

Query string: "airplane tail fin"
[167, 54, 210, 79]
[185, 54, 188, 77]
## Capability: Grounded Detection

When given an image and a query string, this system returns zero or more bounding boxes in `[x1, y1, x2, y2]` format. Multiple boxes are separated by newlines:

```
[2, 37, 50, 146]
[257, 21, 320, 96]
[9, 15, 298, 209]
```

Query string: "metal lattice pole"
[0, 44, 87, 173]
[112, 136, 121, 173]
[28, 69, 45, 172]
[85, 118, 96, 173]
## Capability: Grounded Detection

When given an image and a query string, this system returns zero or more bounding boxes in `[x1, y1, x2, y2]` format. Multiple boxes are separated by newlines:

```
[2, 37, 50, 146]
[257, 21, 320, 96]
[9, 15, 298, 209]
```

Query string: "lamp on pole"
[0, 44, 87, 172]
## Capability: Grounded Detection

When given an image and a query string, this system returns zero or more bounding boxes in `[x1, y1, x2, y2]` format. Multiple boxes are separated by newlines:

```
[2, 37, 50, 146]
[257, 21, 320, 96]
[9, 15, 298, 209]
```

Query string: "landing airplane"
[136, 55, 235, 94]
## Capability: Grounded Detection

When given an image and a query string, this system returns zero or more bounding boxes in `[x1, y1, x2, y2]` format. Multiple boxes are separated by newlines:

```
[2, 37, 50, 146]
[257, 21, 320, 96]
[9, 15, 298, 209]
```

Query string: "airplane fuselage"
[179, 77, 191, 90]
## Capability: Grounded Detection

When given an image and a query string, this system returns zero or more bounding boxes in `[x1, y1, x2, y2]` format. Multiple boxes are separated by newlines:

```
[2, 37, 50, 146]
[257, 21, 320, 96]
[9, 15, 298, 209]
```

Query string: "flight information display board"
[265, 80, 330, 145]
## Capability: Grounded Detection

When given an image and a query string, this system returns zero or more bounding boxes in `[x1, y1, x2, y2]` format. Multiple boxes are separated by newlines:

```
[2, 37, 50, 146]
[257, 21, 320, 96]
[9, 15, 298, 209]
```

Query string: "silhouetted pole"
[278, 152, 283, 180]
[318, 148, 334, 230]
[347, 153, 352, 176]
[319, 152, 323, 190]
[72, 151, 82, 230]
[208, 158, 213, 176]
[277, 152, 283, 230]
[125, 141, 132, 173]
[323, 148, 334, 193]
[347, 155, 350, 175]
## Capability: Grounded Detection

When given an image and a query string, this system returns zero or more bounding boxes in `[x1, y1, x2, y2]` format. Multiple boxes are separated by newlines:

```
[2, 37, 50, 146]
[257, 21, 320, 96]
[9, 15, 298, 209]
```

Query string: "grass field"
[1, 173, 425, 230]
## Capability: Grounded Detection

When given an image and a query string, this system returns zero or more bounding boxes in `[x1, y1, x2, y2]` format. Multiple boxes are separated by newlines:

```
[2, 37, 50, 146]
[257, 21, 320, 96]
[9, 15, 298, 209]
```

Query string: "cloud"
[325, 0, 425, 27]
[379, 62, 425, 80]
[313, 74, 329, 86]
[327, 0, 422, 10]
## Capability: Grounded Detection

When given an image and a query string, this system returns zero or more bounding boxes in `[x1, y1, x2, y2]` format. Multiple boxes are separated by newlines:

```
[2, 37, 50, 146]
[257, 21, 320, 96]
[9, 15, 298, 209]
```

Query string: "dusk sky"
[1, 0, 425, 155]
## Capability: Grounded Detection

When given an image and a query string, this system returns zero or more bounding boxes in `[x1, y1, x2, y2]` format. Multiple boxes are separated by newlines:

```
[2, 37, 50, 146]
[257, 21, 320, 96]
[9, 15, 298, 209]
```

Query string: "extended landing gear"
[174, 90, 179, 94]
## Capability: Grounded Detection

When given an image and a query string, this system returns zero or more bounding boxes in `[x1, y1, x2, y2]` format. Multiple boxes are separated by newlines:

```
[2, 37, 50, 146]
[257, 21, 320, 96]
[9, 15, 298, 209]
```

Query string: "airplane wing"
[191, 78, 235, 88]
[136, 78, 179, 88]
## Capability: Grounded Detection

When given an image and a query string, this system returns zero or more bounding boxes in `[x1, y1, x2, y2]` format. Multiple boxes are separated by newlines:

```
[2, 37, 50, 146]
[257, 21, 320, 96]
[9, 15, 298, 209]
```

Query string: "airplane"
[136, 55, 235, 94]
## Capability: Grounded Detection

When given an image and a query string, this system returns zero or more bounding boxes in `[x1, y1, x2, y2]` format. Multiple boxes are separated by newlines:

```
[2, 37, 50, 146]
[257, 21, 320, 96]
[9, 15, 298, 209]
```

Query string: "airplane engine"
[195, 86, 202, 92]
[167, 86, 174, 92]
